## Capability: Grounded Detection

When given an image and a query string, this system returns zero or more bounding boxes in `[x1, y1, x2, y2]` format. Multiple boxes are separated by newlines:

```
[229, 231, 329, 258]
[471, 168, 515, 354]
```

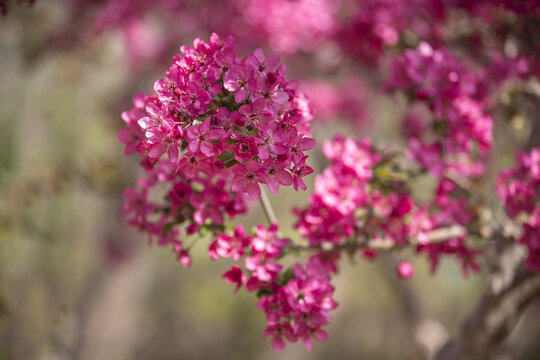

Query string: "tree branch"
[435, 237, 537, 359]
[435, 96, 540, 360]
[284, 225, 466, 252]
[435, 245, 540, 360]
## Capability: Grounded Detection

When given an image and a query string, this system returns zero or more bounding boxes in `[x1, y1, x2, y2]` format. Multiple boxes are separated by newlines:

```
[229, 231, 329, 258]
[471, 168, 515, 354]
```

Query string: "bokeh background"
[1, 1, 540, 359]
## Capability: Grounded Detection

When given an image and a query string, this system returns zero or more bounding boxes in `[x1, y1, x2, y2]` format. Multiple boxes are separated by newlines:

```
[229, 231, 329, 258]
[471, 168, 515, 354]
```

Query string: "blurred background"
[1, 1, 539, 359]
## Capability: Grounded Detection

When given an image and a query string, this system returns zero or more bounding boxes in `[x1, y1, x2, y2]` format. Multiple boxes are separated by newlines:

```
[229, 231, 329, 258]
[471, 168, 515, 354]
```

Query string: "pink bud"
[397, 261, 414, 279]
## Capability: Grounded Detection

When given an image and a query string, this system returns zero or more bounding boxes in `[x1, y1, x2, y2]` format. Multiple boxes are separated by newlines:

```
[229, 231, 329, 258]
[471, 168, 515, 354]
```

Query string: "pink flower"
[211, 225, 252, 260]
[186, 118, 226, 156]
[252, 224, 289, 256]
[177, 152, 212, 178]
[233, 139, 258, 163]
[245, 254, 282, 282]
[222, 265, 246, 292]
[257, 158, 293, 194]
[291, 156, 314, 191]
[246, 48, 280, 74]
[258, 291, 292, 325]
[239, 98, 267, 128]
[254, 122, 289, 160]
[223, 63, 257, 102]
[262, 322, 297, 352]
[232, 161, 262, 200]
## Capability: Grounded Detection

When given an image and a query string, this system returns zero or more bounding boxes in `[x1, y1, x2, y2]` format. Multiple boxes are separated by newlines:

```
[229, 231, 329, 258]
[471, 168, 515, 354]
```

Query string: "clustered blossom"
[102, 0, 540, 351]
[32, 0, 537, 89]
[497, 149, 540, 271]
[238, 0, 338, 53]
[388, 42, 493, 177]
[119, 34, 314, 265]
[210, 224, 338, 351]
[385, 43, 494, 274]
[337, 0, 445, 66]
[294, 134, 482, 276]
[337, 0, 540, 77]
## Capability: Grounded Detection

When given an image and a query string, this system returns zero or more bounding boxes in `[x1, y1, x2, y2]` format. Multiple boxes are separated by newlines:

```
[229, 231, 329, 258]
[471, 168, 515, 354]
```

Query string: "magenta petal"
[235, 89, 248, 103]
[200, 141, 215, 156]
[312, 329, 328, 342]
[246, 182, 261, 200]
[253, 97, 265, 111]
[188, 140, 199, 153]
[301, 137, 317, 150]
[253, 48, 265, 63]
[272, 143, 289, 155]
[239, 103, 252, 116]
[278, 171, 293, 186]
[258, 146, 270, 160]
[302, 336, 313, 351]
[198, 90, 211, 103]
[272, 336, 286, 352]
[294, 178, 307, 191]
[149, 143, 167, 158]
[207, 129, 226, 140]
[145, 103, 159, 118]
[267, 178, 279, 194]
[231, 176, 244, 192]
[186, 126, 199, 140]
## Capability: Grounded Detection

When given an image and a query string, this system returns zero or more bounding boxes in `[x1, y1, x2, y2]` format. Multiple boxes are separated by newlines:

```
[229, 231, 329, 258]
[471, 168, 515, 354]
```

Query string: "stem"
[285, 224, 466, 252]
[259, 187, 278, 226]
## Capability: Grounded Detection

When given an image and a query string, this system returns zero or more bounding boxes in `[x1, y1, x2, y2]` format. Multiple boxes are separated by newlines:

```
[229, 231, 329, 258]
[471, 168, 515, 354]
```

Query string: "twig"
[259, 187, 278, 225]
[284, 225, 466, 253]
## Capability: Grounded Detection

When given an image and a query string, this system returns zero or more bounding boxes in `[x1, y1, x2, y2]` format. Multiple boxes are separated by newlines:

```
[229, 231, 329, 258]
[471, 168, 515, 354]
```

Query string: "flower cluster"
[210, 224, 338, 351]
[337, 0, 445, 66]
[119, 34, 314, 265]
[238, 0, 338, 53]
[497, 148, 540, 270]
[294, 134, 482, 276]
[385, 43, 494, 274]
[388, 42, 493, 177]
[294, 135, 381, 246]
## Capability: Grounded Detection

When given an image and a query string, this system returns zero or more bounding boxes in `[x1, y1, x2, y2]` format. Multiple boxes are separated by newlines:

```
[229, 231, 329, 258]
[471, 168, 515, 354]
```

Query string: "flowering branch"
[116, 28, 540, 354]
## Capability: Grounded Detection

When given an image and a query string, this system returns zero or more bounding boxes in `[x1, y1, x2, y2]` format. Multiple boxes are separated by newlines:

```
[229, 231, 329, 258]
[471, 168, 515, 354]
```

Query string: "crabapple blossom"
[103, 0, 540, 352]
[210, 223, 338, 351]
[119, 34, 315, 268]
[497, 149, 540, 271]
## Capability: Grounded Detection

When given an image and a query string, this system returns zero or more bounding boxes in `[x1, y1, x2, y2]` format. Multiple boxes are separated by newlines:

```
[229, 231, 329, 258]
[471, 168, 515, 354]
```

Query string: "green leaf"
[224, 159, 240, 168]
[217, 150, 234, 162]
[275, 267, 295, 286]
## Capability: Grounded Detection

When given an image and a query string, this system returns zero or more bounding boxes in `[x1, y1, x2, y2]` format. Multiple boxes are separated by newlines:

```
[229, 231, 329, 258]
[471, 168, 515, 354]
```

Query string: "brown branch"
[435, 243, 540, 360]
[435, 95, 540, 360]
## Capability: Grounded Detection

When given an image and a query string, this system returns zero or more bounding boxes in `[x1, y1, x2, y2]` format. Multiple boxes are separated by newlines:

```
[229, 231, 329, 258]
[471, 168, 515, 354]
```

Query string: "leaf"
[224, 159, 240, 168]
[217, 150, 234, 161]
